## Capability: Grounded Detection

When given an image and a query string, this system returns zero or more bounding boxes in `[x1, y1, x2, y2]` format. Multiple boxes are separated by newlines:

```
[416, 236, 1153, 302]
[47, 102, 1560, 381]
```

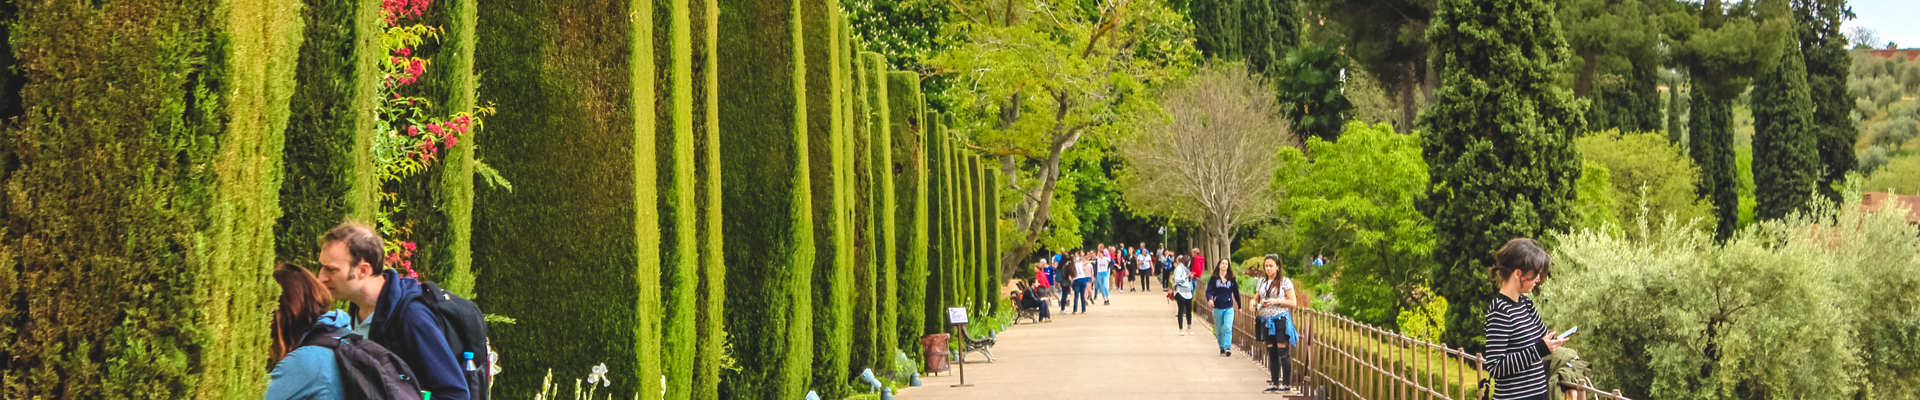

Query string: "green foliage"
[1419, 0, 1586, 351]
[1797, 0, 1855, 201]
[712, 0, 819, 395]
[1273, 43, 1355, 142]
[866, 59, 899, 375]
[841, 0, 948, 69]
[889, 71, 931, 360]
[1395, 294, 1448, 343]
[804, 5, 855, 397]
[1751, 32, 1820, 222]
[1575, 131, 1717, 238]
[1691, 95, 1740, 239]
[691, 0, 728, 396]
[851, 52, 885, 374]
[1274, 122, 1434, 328]
[1572, 160, 1622, 233]
[1542, 185, 1920, 400]
[471, 0, 661, 396]
[658, 0, 707, 393]
[1862, 154, 1920, 195]
[279, 0, 380, 266]
[427, 0, 484, 297]
[0, 0, 302, 397]
[1187, 0, 1240, 58]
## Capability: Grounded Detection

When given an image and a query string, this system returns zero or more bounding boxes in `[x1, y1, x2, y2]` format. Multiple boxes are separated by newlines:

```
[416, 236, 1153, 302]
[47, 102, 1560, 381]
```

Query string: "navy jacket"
[351, 269, 471, 400]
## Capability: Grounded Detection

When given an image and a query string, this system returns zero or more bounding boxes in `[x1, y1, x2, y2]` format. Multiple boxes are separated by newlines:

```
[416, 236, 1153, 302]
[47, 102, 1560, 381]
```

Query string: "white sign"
[947, 307, 969, 325]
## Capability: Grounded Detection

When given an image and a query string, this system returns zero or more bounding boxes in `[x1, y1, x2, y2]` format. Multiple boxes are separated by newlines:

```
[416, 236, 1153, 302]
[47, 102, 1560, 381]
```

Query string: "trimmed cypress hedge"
[658, 0, 703, 391]
[984, 165, 1001, 314]
[717, 0, 816, 394]
[887, 71, 931, 356]
[429, 0, 481, 296]
[1, 0, 302, 396]
[946, 136, 967, 323]
[691, 0, 727, 393]
[859, 52, 900, 368]
[970, 156, 990, 316]
[472, 0, 661, 396]
[849, 51, 882, 374]
[923, 120, 951, 337]
[804, 0, 854, 393]
[959, 152, 977, 313]
[278, 0, 380, 266]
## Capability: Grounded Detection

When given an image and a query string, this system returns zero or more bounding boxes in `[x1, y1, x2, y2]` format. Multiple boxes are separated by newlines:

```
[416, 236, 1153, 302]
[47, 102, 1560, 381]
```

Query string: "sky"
[1843, 0, 1919, 49]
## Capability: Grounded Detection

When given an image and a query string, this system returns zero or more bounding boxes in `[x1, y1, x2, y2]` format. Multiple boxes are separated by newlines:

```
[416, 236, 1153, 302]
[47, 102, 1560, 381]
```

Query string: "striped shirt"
[1486, 293, 1551, 400]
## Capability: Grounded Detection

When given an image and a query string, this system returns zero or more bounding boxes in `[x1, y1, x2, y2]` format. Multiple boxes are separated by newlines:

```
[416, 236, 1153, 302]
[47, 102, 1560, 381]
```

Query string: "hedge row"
[471, 0, 663, 397]
[804, 0, 854, 394]
[889, 71, 930, 360]
[849, 50, 884, 377]
[0, 0, 302, 397]
[276, 0, 380, 267]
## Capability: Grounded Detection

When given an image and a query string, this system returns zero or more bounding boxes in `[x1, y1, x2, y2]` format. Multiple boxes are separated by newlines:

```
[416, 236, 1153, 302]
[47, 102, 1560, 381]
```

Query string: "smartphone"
[1556, 326, 1578, 340]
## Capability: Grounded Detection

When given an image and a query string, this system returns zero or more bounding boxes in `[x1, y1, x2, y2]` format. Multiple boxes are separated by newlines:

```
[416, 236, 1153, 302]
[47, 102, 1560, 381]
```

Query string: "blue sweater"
[264, 311, 351, 400]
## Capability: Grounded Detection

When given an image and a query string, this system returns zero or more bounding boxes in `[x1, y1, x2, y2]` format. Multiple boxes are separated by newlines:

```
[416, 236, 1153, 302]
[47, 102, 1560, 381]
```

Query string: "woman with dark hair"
[1170, 254, 1196, 335]
[1485, 238, 1568, 400]
[1202, 258, 1241, 356]
[265, 263, 352, 400]
[1254, 255, 1298, 393]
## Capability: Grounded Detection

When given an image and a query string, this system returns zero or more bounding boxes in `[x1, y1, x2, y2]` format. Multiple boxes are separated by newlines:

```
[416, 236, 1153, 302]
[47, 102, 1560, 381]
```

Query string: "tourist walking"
[1094, 247, 1113, 305]
[1071, 253, 1093, 314]
[1135, 246, 1154, 292]
[1254, 255, 1298, 393]
[266, 263, 350, 400]
[1486, 238, 1567, 400]
[1190, 248, 1206, 281]
[1171, 255, 1196, 335]
[1202, 258, 1240, 356]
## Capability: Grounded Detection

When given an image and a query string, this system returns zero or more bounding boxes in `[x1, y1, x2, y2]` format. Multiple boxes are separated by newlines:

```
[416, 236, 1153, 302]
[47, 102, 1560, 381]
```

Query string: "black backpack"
[301, 325, 424, 400]
[416, 281, 492, 400]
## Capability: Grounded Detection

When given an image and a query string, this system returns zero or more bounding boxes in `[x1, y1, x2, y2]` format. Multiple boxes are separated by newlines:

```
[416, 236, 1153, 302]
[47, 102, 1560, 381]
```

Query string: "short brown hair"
[272, 262, 333, 362]
[321, 221, 385, 272]
[1492, 238, 1551, 282]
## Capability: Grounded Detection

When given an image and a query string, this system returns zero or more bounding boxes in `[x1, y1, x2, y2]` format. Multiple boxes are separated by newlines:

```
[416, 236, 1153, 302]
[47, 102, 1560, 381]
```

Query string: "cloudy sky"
[1844, 0, 1918, 49]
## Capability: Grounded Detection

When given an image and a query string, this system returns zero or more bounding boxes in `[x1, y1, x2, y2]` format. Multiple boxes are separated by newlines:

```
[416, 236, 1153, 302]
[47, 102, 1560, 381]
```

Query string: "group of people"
[1019, 243, 1202, 316]
[266, 222, 481, 400]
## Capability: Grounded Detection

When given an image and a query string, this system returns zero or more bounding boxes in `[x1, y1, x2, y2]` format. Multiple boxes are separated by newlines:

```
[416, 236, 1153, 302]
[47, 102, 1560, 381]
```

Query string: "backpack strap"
[298, 324, 347, 350]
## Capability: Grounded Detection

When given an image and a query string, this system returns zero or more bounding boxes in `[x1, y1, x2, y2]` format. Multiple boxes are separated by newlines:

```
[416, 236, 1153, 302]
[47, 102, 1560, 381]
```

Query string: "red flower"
[453, 115, 471, 125]
[402, 242, 417, 252]
[444, 134, 459, 150]
[395, 47, 411, 57]
[427, 123, 445, 136]
[407, 125, 420, 136]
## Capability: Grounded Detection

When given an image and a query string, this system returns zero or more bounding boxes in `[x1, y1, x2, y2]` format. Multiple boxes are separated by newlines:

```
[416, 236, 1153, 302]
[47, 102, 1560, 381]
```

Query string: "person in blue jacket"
[316, 222, 471, 400]
[266, 262, 349, 400]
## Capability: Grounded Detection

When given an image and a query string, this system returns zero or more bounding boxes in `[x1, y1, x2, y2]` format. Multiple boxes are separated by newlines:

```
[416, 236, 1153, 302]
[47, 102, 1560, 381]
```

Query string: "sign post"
[947, 307, 972, 388]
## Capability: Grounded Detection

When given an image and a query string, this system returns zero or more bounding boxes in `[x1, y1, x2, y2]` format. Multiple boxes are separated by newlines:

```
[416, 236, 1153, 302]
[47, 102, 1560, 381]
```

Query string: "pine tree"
[1420, 0, 1586, 352]
[1751, 32, 1820, 221]
[1188, 0, 1241, 59]
[1796, 0, 1855, 201]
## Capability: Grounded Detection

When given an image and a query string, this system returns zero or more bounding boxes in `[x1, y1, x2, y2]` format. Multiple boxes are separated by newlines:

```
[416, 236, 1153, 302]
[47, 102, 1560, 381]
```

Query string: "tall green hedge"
[970, 156, 990, 316]
[472, 0, 661, 396]
[886, 71, 930, 358]
[277, 0, 379, 266]
[860, 52, 900, 369]
[717, 0, 816, 394]
[658, 0, 703, 391]
[923, 121, 951, 338]
[690, 0, 728, 393]
[849, 51, 882, 374]
[804, 0, 854, 394]
[0, 0, 302, 396]
[985, 165, 1001, 314]
[428, 0, 481, 296]
[948, 137, 968, 322]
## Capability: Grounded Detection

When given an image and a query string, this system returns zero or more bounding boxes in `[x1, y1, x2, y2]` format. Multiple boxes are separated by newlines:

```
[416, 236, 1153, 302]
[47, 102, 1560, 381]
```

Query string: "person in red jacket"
[1190, 248, 1206, 280]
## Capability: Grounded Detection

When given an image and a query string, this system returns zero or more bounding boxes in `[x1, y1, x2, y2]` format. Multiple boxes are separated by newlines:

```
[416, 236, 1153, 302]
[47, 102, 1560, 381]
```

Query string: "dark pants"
[1138, 269, 1154, 291]
[1175, 296, 1194, 329]
[1262, 317, 1292, 387]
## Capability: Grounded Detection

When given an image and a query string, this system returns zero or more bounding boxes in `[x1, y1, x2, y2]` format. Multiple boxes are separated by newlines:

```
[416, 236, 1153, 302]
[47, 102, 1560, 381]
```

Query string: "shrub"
[1574, 130, 1716, 237]
[278, 0, 380, 266]
[1541, 183, 1920, 400]
[1863, 153, 1920, 195]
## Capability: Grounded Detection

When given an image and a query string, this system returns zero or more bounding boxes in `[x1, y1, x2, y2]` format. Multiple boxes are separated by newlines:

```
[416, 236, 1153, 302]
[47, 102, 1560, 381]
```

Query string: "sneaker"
[1104, 300, 1110, 305]
[1263, 386, 1282, 394]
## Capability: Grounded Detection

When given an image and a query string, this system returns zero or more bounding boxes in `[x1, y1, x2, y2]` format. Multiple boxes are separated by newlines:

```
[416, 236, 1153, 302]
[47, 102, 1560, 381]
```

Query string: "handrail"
[1205, 294, 1633, 400]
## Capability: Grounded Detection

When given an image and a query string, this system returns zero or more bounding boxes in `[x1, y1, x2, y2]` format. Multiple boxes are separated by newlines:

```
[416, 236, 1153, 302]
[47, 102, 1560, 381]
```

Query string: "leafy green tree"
[1572, 160, 1621, 233]
[1274, 43, 1355, 141]
[1188, 0, 1241, 58]
[1272, 122, 1434, 328]
[1862, 155, 1920, 194]
[1557, 0, 1664, 132]
[931, 0, 1195, 274]
[1675, 0, 1790, 239]
[1418, 0, 1586, 351]
[1302, 0, 1434, 132]
[1751, 31, 1821, 221]
[1575, 131, 1718, 237]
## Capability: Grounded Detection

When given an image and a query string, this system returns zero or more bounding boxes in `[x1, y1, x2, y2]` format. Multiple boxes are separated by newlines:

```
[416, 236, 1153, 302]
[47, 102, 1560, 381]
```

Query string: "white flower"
[587, 363, 611, 387]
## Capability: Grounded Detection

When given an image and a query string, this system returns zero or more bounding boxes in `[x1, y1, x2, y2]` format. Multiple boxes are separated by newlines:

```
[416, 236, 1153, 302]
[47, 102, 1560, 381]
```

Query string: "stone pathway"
[901, 287, 1304, 399]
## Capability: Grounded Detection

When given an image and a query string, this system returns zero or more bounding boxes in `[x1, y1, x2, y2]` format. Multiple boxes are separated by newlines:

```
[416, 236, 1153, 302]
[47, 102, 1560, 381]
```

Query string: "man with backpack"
[316, 222, 473, 400]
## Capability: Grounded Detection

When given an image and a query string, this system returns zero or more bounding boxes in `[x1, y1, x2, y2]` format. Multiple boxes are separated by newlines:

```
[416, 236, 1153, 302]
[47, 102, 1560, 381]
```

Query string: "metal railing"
[1204, 295, 1632, 400]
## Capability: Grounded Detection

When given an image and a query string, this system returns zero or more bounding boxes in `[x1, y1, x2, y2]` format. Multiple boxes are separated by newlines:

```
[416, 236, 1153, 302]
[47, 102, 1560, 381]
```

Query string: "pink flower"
[453, 115, 471, 125]
[427, 123, 445, 136]
[407, 125, 420, 136]
[444, 134, 459, 150]
[395, 47, 411, 57]
[402, 242, 417, 252]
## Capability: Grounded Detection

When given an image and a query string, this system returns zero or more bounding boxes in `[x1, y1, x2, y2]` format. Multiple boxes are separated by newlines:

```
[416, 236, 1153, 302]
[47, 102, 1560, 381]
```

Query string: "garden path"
[902, 286, 1303, 399]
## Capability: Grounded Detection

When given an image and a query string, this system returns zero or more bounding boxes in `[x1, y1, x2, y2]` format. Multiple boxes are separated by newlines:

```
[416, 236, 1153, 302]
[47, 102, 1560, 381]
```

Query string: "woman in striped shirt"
[1485, 238, 1568, 400]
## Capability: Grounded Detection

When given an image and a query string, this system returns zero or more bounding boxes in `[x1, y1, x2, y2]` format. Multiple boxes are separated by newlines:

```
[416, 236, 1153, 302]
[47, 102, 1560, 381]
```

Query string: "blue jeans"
[1071, 278, 1091, 313]
[1212, 307, 1235, 351]
[1096, 271, 1112, 299]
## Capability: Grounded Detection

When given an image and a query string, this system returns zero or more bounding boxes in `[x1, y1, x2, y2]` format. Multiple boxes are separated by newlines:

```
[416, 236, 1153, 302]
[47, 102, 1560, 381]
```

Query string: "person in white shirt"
[1135, 248, 1155, 292]
[1094, 245, 1113, 305]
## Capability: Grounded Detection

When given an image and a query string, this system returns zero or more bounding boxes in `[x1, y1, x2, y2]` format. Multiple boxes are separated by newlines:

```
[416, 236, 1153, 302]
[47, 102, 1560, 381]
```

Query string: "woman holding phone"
[1485, 238, 1569, 400]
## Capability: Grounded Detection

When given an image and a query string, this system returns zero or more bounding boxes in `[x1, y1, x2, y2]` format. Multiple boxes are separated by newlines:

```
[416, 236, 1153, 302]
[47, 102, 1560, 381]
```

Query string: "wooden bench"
[956, 328, 996, 363]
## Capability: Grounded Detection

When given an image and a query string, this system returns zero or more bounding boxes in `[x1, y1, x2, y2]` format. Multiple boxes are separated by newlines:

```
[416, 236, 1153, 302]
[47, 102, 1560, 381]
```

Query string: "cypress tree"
[849, 52, 881, 373]
[690, 0, 727, 392]
[1797, 0, 1855, 201]
[888, 71, 932, 359]
[715, 0, 816, 393]
[923, 119, 951, 341]
[426, 0, 482, 295]
[970, 156, 990, 317]
[1420, 0, 1585, 351]
[473, 0, 663, 395]
[1689, 93, 1737, 239]
[804, 0, 854, 395]
[659, 0, 704, 391]
[278, 0, 381, 267]
[1752, 32, 1819, 221]
[1188, 0, 1241, 59]
[985, 167, 1001, 314]
[863, 53, 899, 367]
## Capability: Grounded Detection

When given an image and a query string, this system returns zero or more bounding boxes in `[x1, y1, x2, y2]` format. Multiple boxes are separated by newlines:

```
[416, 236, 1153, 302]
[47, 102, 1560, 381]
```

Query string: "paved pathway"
[902, 286, 1299, 399]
